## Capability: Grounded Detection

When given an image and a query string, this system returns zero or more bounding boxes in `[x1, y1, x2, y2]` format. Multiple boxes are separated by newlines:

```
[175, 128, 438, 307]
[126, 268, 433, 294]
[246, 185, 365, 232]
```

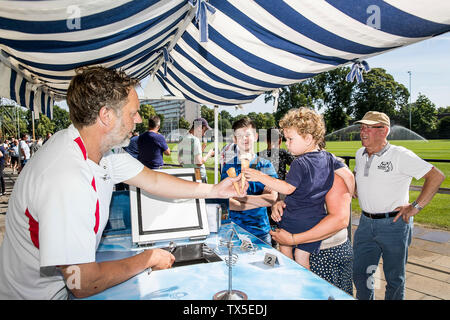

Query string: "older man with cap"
[352, 111, 445, 300]
[178, 117, 214, 183]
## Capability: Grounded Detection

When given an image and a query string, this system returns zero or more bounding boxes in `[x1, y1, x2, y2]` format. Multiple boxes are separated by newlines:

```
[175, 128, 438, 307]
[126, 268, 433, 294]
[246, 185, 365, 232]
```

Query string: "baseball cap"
[355, 111, 390, 127]
[193, 117, 212, 130]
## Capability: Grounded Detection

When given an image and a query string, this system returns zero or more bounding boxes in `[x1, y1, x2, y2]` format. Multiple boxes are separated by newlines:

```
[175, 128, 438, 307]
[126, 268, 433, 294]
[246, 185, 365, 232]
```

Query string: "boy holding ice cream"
[221, 117, 278, 244]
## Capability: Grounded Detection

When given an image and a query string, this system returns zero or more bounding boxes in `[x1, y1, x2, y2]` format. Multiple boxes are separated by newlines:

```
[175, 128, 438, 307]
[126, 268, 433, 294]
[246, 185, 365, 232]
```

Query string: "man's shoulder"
[388, 144, 411, 154]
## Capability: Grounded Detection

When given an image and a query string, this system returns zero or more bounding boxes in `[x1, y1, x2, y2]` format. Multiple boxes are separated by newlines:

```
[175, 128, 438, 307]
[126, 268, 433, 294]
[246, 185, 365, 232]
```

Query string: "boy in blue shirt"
[221, 117, 278, 244]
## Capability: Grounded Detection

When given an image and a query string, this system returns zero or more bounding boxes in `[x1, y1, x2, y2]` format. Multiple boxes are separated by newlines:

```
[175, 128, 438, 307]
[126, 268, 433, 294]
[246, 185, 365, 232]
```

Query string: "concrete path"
[0, 167, 448, 300]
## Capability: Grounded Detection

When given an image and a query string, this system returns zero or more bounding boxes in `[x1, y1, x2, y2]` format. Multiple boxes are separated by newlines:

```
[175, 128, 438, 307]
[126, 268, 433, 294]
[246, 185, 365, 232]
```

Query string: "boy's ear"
[305, 133, 314, 146]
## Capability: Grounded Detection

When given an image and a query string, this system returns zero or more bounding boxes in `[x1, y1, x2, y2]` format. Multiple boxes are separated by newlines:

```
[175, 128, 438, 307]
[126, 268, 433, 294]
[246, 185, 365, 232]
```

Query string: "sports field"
[165, 139, 450, 230]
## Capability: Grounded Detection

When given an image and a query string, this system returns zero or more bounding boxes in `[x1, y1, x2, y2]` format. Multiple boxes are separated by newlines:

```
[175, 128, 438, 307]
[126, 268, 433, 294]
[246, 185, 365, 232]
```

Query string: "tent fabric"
[0, 0, 449, 115]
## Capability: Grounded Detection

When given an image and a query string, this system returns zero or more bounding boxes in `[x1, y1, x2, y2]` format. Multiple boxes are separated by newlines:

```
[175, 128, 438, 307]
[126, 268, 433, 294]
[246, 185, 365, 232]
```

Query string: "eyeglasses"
[359, 125, 385, 131]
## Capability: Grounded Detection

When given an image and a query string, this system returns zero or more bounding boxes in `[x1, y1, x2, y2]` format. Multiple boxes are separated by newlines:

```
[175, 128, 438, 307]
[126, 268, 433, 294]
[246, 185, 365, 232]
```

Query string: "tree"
[178, 116, 190, 130]
[201, 105, 214, 124]
[136, 104, 156, 133]
[264, 79, 321, 125]
[51, 105, 71, 132]
[220, 110, 233, 123]
[397, 93, 438, 138]
[350, 68, 409, 120]
[314, 67, 355, 133]
[437, 116, 450, 139]
[36, 114, 55, 138]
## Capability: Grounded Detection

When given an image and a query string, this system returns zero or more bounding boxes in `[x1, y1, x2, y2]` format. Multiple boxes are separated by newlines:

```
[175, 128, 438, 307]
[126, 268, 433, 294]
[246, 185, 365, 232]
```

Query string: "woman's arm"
[270, 174, 351, 245]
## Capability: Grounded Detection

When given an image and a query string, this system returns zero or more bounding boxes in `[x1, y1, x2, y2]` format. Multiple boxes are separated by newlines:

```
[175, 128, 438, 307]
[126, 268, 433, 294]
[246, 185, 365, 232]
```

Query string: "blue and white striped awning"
[1, 0, 449, 117]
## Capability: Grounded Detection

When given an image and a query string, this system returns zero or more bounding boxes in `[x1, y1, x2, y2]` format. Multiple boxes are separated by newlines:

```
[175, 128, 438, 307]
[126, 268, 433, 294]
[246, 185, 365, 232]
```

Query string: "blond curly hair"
[279, 107, 326, 145]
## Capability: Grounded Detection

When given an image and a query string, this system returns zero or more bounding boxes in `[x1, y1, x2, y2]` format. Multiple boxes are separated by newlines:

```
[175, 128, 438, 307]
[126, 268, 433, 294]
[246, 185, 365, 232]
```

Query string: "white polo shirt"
[0, 125, 144, 299]
[355, 143, 432, 214]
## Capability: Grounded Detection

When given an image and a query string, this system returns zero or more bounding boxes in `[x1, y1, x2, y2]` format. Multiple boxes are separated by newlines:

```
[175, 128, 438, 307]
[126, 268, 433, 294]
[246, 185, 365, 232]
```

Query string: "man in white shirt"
[19, 133, 31, 171]
[0, 66, 245, 300]
[178, 117, 214, 183]
[352, 111, 445, 300]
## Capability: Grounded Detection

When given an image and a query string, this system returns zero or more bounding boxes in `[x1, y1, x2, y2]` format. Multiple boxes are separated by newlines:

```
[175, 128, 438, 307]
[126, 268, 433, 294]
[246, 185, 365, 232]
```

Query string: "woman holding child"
[244, 107, 354, 295]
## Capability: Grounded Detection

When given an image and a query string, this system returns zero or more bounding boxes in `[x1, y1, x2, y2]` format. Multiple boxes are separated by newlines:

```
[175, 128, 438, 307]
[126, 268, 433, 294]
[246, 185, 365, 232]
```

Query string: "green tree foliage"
[51, 105, 71, 132]
[35, 114, 55, 138]
[264, 79, 320, 124]
[397, 93, 438, 137]
[178, 116, 191, 130]
[314, 67, 355, 133]
[136, 104, 157, 133]
[350, 68, 409, 120]
[438, 116, 450, 139]
[201, 105, 215, 124]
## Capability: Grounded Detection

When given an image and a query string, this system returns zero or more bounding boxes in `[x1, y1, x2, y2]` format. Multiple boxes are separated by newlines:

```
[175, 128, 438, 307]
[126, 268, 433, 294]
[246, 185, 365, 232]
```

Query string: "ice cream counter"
[83, 187, 353, 300]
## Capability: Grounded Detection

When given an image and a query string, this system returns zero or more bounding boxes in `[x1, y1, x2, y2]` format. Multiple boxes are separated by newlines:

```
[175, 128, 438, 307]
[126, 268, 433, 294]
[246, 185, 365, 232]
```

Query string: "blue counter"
[87, 222, 353, 300]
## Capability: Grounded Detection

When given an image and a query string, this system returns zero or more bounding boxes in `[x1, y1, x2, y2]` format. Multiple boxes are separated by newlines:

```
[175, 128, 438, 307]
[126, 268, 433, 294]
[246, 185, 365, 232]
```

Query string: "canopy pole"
[214, 105, 219, 184]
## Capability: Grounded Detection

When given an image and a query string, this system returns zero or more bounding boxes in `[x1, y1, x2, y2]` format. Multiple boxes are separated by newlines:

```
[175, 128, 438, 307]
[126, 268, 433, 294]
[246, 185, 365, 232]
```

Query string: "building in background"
[139, 98, 200, 141]
[139, 77, 200, 141]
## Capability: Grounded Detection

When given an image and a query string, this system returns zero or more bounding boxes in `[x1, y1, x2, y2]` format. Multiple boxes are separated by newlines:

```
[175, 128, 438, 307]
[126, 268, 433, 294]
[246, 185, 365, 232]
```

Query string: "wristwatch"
[411, 200, 424, 211]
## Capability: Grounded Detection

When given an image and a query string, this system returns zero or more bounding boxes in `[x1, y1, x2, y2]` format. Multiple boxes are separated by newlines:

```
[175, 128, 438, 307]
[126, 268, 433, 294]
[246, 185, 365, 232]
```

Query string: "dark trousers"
[0, 163, 5, 193]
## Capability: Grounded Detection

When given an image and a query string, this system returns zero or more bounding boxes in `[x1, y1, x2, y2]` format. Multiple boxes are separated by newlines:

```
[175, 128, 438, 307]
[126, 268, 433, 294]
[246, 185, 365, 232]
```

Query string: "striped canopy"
[1, 0, 449, 118]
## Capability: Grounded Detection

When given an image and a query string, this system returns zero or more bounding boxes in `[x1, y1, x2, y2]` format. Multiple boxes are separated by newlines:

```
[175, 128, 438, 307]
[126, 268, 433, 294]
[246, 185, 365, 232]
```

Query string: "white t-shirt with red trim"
[0, 125, 144, 299]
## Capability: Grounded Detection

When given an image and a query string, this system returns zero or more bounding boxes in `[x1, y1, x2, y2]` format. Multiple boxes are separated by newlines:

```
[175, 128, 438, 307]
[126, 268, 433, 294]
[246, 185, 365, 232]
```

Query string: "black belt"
[362, 210, 399, 219]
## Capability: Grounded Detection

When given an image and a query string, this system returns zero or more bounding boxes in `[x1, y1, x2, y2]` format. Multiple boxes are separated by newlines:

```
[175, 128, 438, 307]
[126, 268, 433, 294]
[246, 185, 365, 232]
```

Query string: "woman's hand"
[269, 228, 294, 246]
[271, 200, 286, 222]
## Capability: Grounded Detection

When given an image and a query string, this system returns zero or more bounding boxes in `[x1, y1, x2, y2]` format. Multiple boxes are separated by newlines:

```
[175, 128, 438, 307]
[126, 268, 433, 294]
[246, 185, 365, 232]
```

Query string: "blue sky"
[222, 32, 450, 116]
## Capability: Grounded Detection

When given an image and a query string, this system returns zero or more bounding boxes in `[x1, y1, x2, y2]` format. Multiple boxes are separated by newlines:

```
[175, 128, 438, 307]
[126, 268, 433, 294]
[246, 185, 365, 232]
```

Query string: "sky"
[220, 32, 450, 117]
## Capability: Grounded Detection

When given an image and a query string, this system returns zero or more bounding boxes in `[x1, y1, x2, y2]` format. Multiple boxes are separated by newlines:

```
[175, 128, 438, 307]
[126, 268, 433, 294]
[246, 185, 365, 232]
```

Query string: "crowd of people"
[0, 66, 445, 300]
[0, 134, 51, 174]
[0, 133, 52, 195]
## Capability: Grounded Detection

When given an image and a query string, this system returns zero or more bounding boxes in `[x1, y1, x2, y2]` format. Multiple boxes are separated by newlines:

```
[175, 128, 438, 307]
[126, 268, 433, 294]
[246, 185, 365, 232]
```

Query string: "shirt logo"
[377, 161, 393, 172]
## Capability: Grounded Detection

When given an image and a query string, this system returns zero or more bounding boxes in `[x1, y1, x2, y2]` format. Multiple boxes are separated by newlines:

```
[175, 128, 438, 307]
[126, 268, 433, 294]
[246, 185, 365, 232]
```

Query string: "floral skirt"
[310, 239, 353, 296]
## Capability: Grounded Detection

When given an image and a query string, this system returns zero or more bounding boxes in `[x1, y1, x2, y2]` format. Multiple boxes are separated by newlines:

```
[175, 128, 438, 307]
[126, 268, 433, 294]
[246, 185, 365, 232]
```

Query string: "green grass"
[164, 140, 450, 230]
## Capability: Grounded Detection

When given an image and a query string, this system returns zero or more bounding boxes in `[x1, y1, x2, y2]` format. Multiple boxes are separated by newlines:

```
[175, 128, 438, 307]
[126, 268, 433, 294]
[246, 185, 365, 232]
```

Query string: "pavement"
[0, 166, 448, 300]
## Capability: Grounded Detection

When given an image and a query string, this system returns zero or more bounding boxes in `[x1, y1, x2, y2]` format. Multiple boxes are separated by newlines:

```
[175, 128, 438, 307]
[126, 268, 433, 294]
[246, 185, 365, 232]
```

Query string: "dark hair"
[148, 115, 161, 130]
[232, 117, 256, 131]
[266, 128, 282, 143]
[66, 66, 139, 128]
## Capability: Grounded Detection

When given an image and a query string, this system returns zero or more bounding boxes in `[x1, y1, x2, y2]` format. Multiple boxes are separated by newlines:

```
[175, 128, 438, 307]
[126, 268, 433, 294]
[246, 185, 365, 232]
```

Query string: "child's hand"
[243, 168, 264, 182]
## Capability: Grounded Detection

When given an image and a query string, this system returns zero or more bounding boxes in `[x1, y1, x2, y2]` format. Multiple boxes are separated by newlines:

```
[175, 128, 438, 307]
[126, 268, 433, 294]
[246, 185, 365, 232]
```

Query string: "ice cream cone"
[226, 167, 241, 195]
[240, 155, 250, 192]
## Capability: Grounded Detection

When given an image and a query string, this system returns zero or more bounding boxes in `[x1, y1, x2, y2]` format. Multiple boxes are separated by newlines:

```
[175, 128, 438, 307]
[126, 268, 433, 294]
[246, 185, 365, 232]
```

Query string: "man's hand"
[211, 173, 248, 198]
[60, 248, 175, 299]
[144, 248, 175, 270]
[393, 204, 419, 223]
[271, 200, 286, 223]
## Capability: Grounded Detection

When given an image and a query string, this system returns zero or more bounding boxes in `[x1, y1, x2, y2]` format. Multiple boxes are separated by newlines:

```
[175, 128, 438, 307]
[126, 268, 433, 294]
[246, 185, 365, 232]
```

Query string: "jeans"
[353, 213, 413, 300]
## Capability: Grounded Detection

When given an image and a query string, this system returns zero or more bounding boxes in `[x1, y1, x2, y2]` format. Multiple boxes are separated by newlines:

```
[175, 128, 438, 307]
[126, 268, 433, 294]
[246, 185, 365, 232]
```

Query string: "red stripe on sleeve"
[25, 208, 39, 249]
